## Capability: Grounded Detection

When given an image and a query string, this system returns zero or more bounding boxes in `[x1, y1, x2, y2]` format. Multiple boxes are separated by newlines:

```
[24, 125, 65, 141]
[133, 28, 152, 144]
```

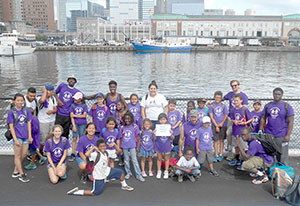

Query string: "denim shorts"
[139, 148, 153, 158]
[47, 162, 66, 169]
[76, 156, 86, 166]
[13, 138, 29, 145]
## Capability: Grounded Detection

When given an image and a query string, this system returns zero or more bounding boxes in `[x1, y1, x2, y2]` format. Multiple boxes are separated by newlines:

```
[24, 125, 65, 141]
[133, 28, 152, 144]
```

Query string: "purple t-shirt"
[106, 94, 120, 115]
[140, 130, 154, 151]
[72, 103, 88, 125]
[250, 111, 263, 133]
[155, 135, 172, 153]
[229, 106, 252, 136]
[183, 121, 201, 150]
[208, 103, 229, 127]
[263, 102, 294, 137]
[128, 103, 142, 128]
[7, 107, 33, 139]
[102, 128, 120, 150]
[224, 91, 248, 112]
[182, 111, 190, 124]
[44, 137, 71, 164]
[168, 110, 182, 136]
[76, 135, 98, 157]
[120, 125, 140, 149]
[197, 108, 208, 127]
[198, 127, 213, 151]
[248, 137, 274, 165]
[88, 105, 109, 133]
[56, 83, 82, 116]
[30, 116, 40, 149]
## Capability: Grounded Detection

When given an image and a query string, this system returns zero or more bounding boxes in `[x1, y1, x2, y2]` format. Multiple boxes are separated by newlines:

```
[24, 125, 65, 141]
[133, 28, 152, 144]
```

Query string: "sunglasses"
[231, 84, 239, 88]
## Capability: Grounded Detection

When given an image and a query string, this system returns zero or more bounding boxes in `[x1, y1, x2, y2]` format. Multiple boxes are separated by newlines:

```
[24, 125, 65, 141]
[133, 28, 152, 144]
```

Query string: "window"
[264, 31, 267, 36]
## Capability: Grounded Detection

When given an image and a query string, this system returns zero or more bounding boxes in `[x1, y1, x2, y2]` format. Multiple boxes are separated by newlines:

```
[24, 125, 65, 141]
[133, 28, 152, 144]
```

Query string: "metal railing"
[0, 97, 299, 155]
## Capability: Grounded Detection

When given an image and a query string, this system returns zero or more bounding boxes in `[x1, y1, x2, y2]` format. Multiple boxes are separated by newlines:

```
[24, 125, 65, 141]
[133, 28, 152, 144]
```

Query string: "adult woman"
[141, 81, 168, 129]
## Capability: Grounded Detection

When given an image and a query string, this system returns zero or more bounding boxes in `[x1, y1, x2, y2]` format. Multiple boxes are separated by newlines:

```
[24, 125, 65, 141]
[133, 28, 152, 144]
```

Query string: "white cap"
[202, 116, 211, 123]
[73, 92, 83, 100]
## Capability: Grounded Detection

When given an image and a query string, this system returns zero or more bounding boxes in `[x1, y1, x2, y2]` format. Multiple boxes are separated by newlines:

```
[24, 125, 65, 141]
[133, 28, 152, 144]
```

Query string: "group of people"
[7, 76, 294, 196]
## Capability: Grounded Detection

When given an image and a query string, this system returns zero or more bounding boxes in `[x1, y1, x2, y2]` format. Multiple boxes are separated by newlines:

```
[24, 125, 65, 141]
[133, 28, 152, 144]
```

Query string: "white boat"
[0, 30, 36, 56]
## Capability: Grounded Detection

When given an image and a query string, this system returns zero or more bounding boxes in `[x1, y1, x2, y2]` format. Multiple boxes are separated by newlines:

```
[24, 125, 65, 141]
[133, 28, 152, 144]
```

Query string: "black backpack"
[252, 133, 282, 157]
[285, 175, 300, 205]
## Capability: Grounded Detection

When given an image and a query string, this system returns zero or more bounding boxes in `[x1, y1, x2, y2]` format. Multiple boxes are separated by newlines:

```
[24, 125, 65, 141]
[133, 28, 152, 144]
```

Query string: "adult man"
[25, 87, 38, 116]
[55, 75, 83, 138]
[237, 127, 274, 185]
[259, 88, 294, 165]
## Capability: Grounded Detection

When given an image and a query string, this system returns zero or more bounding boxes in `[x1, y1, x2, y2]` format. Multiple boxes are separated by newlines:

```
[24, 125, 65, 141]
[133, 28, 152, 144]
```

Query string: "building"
[204, 9, 223, 16]
[77, 17, 151, 41]
[154, 0, 165, 14]
[138, 0, 155, 22]
[151, 13, 300, 43]
[110, 0, 139, 24]
[68, 10, 87, 32]
[88, 1, 104, 17]
[22, 0, 55, 31]
[166, 0, 204, 15]
[244, 9, 256, 16]
[0, 1, 3, 21]
[225, 9, 235, 16]
[2, 0, 23, 22]
[57, 0, 67, 31]
[106, 0, 110, 9]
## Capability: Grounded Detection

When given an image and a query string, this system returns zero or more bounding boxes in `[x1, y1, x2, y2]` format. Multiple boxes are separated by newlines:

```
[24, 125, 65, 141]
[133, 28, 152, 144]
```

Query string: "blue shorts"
[76, 156, 86, 166]
[139, 148, 153, 158]
[29, 147, 37, 154]
[92, 168, 124, 195]
[13, 138, 29, 145]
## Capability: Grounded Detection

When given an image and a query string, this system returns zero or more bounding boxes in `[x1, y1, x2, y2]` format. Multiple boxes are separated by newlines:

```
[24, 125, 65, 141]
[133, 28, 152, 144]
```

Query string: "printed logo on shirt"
[109, 103, 116, 114]
[198, 111, 205, 120]
[63, 91, 72, 102]
[97, 110, 106, 120]
[53, 147, 63, 158]
[129, 107, 138, 116]
[86, 144, 94, 151]
[75, 107, 83, 115]
[106, 135, 116, 145]
[124, 130, 132, 142]
[270, 107, 280, 119]
[189, 129, 198, 140]
[203, 132, 210, 143]
[169, 114, 178, 125]
[142, 135, 151, 145]
[214, 106, 223, 117]
[235, 113, 242, 121]
[18, 114, 27, 125]
[159, 136, 168, 143]
[231, 98, 235, 108]
[252, 115, 259, 126]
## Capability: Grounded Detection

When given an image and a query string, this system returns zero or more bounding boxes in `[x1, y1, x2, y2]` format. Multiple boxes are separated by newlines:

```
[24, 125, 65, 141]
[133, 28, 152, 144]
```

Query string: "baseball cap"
[202, 116, 211, 123]
[197, 98, 207, 103]
[253, 99, 261, 105]
[95, 93, 105, 98]
[45, 84, 54, 91]
[67, 74, 77, 83]
[73, 92, 83, 100]
[189, 109, 198, 117]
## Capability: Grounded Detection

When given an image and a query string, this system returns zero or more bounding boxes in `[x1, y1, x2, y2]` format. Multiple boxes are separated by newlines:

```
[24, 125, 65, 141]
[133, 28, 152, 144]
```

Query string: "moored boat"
[131, 40, 192, 52]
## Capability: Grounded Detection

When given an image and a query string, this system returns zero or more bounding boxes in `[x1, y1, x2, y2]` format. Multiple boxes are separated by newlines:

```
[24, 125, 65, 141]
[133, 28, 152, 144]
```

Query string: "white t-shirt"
[25, 96, 37, 111]
[37, 96, 57, 123]
[176, 156, 200, 169]
[90, 151, 111, 180]
[140, 93, 168, 121]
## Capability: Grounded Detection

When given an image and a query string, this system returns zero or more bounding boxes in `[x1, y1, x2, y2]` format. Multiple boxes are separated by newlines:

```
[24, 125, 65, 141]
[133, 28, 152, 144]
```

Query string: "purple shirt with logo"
[182, 111, 190, 124]
[197, 108, 208, 127]
[88, 105, 109, 133]
[102, 128, 120, 150]
[44, 137, 71, 164]
[250, 111, 263, 133]
[120, 125, 140, 149]
[248, 137, 274, 165]
[72, 103, 88, 125]
[7, 107, 33, 139]
[263, 102, 294, 137]
[106, 94, 120, 115]
[168, 110, 182, 136]
[140, 130, 154, 151]
[183, 121, 201, 150]
[76, 135, 98, 157]
[128, 102, 142, 128]
[229, 106, 252, 136]
[198, 127, 213, 151]
[55, 83, 82, 116]
[155, 135, 172, 153]
[30, 116, 40, 149]
[224, 91, 248, 112]
[208, 103, 229, 127]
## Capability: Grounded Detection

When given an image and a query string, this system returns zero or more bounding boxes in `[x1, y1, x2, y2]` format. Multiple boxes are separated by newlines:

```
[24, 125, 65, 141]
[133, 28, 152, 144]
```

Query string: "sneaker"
[196, 171, 202, 179]
[39, 156, 47, 165]
[68, 154, 76, 162]
[137, 176, 145, 182]
[25, 162, 37, 170]
[110, 178, 116, 181]
[26, 155, 32, 161]
[80, 175, 87, 184]
[228, 159, 237, 166]
[12, 172, 21, 178]
[236, 163, 243, 170]
[178, 175, 183, 183]
[125, 174, 131, 180]
[249, 172, 258, 178]
[156, 170, 162, 179]
[118, 162, 124, 167]
[61, 174, 67, 180]
[213, 155, 218, 163]
[18, 174, 30, 183]
[121, 185, 134, 191]
[114, 158, 119, 162]
[252, 175, 269, 185]
[218, 155, 223, 162]
[236, 160, 242, 166]
[149, 171, 153, 177]
[209, 170, 220, 177]
[187, 175, 196, 182]
[142, 171, 147, 177]
[67, 187, 79, 195]
[163, 170, 169, 179]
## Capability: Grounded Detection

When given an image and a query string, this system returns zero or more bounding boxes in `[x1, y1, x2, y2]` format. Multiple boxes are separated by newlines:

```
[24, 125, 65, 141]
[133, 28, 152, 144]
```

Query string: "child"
[76, 122, 99, 183]
[137, 118, 154, 177]
[8, 93, 33, 183]
[250, 99, 263, 133]
[182, 100, 196, 124]
[175, 145, 201, 183]
[196, 116, 219, 176]
[70, 92, 88, 161]
[154, 113, 174, 179]
[115, 100, 125, 127]
[67, 138, 134, 196]
[88, 93, 110, 138]
[167, 99, 182, 148]
[196, 98, 209, 127]
[120, 112, 145, 182]
[128, 94, 143, 130]
[25, 108, 47, 170]
[101, 116, 122, 168]
[44, 125, 70, 184]
[208, 91, 229, 162]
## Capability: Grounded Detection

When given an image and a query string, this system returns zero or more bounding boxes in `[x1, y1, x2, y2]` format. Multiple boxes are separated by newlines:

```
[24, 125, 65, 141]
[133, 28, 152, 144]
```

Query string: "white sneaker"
[156, 170, 162, 179]
[163, 170, 169, 179]
[67, 187, 79, 195]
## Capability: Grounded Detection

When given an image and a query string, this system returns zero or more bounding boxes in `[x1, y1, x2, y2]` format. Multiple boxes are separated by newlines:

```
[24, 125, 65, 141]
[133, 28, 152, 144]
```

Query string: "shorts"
[212, 125, 227, 141]
[232, 136, 247, 150]
[197, 149, 214, 164]
[76, 156, 86, 166]
[39, 121, 55, 145]
[47, 162, 66, 169]
[72, 124, 86, 138]
[139, 148, 154, 158]
[92, 168, 123, 195]
[173, 135, 180, 146]
[107, 149, 117, 159]
[29, 147, 37, 154]
[241, 156, 272, 172]
[13, 138, 29, 145]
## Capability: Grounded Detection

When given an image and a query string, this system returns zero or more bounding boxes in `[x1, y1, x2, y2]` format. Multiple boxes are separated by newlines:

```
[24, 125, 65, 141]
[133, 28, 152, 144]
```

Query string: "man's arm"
[284, 115, 294, 142]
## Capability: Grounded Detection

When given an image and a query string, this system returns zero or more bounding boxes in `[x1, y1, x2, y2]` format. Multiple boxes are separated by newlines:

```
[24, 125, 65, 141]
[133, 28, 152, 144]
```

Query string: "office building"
[88, 1, 104, 17]
[110, 0, 139, 24]
[244, 9, 256, 16]
[68, 9, 87, 32]
[225, 9, 235, 15]
[57, 0, 67, 31]
[166, 0, 204, 15]
[204, 9, 223, 15]
[139, 0, 155, 22]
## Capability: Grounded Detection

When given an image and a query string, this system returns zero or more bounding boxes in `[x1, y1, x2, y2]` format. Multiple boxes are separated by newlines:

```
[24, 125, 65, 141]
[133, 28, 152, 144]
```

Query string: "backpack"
[285, 175, 300, 205]
[101, 128, 119, 138]
[5, 107, 28, 141]
[269, 162, 295, 179]
[120, 123, 139, 143]
[71, 102, 86, 114]
[252, 133, 282, 158]
[271, 167, 293, 199]
[46, 136, 68, 150]
[86, 151, 108, 181]
[265, 102, 290, 121]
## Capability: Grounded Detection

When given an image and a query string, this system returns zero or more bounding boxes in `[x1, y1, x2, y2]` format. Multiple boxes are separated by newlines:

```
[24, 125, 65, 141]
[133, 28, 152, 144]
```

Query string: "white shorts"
[107, 149, 117, 159]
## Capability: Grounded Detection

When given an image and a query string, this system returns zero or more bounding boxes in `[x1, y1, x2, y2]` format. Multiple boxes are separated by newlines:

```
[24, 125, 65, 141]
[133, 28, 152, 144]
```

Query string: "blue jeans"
[175, 169, 200, 176]
[72, 124, 86, 138]
[123, 148, 142, 178]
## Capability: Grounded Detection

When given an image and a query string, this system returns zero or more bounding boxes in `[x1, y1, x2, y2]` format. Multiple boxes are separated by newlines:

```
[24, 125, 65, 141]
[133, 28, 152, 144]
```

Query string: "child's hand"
[108, 143, 115, 148]
[153, 129, 156, 136]
[216, 127, 220, 133]
[73, 126, 77, 133]
[136, 148, 139, 154]
[218, 123, 223, 128]
[117, 148, 122, 154]
[186, 168, 191, 174]
[179, 151, 183, 157]
[70, 113, 74, 118]
[58, 100, 64, 107]
[91, 103, 97, 110]
[197, 149, 200, 155]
